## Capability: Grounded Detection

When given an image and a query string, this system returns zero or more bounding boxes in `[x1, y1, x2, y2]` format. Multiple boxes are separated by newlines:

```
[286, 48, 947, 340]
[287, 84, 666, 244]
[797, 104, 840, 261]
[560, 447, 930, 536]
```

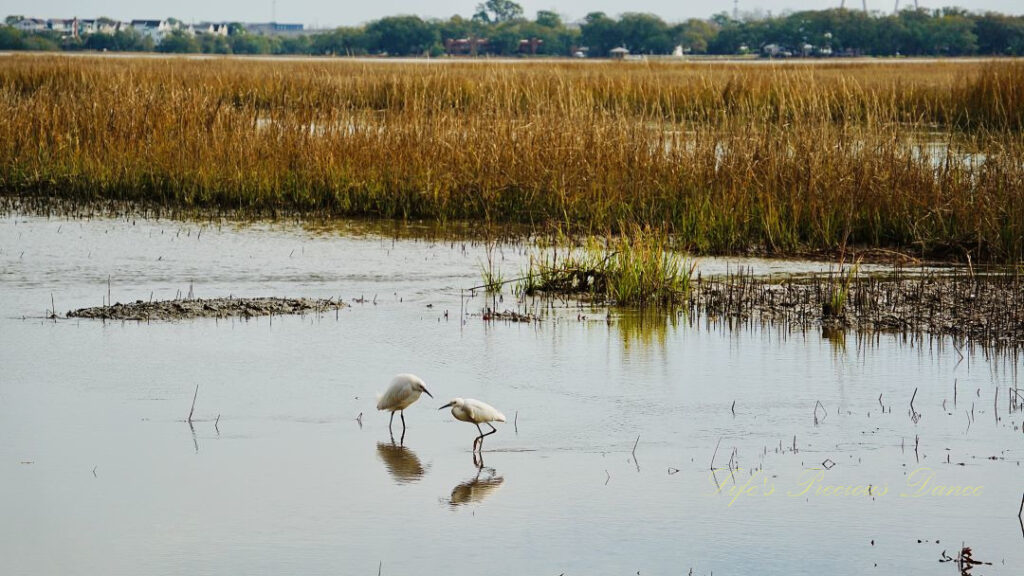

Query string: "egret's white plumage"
[439, 397, 505, 451]
[377, 373, 433, 434]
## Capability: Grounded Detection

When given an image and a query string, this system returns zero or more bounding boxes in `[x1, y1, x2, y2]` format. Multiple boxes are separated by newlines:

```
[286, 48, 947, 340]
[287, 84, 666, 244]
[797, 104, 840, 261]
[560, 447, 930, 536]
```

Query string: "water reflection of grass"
[614, 309, 679, 352]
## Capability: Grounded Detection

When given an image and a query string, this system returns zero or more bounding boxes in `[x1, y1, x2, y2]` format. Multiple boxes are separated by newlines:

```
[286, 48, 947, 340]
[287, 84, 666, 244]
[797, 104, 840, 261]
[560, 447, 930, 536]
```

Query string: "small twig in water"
[187, 384, 199, 424]
[731, 400, 736, 416]
[710, 437, 722, 470]
[909, 387, 921, 423]
[514, 410, 518, 434]
[631, 435, 640, 471]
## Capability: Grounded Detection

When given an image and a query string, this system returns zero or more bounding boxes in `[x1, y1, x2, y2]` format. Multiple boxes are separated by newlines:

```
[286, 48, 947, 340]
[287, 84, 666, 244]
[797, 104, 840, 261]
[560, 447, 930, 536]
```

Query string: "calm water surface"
[1, 214, 1021, 575]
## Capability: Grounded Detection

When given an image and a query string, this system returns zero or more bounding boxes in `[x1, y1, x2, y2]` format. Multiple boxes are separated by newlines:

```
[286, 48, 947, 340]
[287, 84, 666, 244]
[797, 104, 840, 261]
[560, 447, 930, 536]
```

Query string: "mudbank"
[66, 297, 346, 321]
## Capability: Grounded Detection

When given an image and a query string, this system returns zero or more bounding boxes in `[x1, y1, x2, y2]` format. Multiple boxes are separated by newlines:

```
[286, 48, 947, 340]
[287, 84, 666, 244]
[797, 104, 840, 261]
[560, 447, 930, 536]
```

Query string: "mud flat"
[688, 269, 1024, 347]
[66, 297, 345, 321]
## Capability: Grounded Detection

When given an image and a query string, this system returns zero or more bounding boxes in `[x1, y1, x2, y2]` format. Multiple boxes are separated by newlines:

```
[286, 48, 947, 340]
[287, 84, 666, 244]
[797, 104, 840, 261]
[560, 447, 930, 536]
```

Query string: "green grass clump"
[520, 230, 694, 307]
[824, 256, 863, 319]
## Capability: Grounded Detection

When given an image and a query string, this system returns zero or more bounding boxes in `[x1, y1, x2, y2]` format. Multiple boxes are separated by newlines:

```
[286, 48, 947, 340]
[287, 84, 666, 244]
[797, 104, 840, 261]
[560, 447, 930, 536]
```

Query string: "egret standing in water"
[439, 398, 506, 452]
[377, 374, 433, 436]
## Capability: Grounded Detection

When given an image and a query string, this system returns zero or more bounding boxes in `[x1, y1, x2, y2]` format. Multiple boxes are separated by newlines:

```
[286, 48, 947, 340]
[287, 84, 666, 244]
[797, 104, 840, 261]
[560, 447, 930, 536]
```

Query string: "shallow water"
[1, 214, 1021, 576]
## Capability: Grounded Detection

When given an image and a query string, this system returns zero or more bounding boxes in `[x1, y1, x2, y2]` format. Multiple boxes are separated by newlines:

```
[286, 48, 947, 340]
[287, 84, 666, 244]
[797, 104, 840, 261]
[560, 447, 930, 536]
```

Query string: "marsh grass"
[2, 57, 1023, 261]
[824, 255, 864, 319]
[519, 229, 694, 307]
[479, 240, 505, 294]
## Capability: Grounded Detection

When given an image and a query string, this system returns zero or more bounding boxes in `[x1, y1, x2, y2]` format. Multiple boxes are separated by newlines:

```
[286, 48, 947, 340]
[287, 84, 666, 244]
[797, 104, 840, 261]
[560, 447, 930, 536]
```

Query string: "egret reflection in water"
[446, 453, 504, 509]
[376, 442, 427, 485]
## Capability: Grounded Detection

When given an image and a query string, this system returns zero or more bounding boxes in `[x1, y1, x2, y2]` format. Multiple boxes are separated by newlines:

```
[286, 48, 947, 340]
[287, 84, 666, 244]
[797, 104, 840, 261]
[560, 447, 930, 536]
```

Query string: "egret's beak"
[438, 401, 454, 410]
[422, 387, 434, 399]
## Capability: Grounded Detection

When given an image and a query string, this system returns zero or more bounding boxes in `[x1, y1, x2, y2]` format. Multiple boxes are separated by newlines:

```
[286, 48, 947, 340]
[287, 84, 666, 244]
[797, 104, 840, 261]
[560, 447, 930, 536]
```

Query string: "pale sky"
[3, 1, 1021, 28]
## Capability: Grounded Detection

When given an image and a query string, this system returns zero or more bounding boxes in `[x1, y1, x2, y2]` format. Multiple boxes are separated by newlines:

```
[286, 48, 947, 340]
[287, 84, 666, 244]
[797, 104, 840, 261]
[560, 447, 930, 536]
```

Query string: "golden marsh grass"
[1, 56, 1022, 260]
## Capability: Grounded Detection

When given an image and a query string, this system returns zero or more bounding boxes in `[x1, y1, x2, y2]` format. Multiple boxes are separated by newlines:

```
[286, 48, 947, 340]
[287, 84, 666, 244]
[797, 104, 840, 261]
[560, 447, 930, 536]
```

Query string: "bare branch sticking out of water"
[605, 470, 611, 485]
[187, 384, 199, 424]
[731, 401, 736, 417]
[814, 401, 827, 425]
[710, 437, 722, 470]
[1018, 493, 1024, 539]
[632, 435, 640, 472]
[514, 410, 518, 434]
[909, 388, 921, 423]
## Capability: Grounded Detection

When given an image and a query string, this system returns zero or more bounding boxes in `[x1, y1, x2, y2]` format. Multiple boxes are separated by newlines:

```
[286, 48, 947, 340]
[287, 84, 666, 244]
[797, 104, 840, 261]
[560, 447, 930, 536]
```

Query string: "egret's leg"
[400, 410, 406, 431]
[474, 423, 485, 452]
[399, 426, 406, 446]
[388, 411, 395, 433]
[477, 423, 498, 451]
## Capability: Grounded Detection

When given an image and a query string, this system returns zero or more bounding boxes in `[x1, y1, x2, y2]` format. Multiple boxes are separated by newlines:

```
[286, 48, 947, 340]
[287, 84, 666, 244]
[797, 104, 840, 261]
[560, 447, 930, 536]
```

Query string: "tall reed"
[1, 56, 1022, 261]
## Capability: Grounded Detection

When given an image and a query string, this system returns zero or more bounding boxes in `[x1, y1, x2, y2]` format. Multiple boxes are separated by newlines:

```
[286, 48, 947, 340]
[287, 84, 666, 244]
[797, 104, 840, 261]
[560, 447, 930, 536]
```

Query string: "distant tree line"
[2, 3, 1024, 57]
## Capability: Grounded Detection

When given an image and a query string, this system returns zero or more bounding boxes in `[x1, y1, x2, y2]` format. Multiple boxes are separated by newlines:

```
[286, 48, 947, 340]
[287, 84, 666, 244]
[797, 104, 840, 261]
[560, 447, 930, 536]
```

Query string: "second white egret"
[439, 397, 506, 452]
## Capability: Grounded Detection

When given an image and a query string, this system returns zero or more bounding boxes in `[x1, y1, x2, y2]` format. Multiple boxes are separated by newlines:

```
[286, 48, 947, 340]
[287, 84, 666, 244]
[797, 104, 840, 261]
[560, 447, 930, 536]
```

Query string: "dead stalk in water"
[632, 435, 640, 472]
[814, 400, 827, 425]
[187, 384, 199, 424]
[909, 387, 921, 423]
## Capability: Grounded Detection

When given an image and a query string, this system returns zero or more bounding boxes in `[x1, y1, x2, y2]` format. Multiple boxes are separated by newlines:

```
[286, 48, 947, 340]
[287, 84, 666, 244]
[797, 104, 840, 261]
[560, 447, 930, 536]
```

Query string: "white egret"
[438, 398, 506, 452]
[377, 374, 433, 435]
